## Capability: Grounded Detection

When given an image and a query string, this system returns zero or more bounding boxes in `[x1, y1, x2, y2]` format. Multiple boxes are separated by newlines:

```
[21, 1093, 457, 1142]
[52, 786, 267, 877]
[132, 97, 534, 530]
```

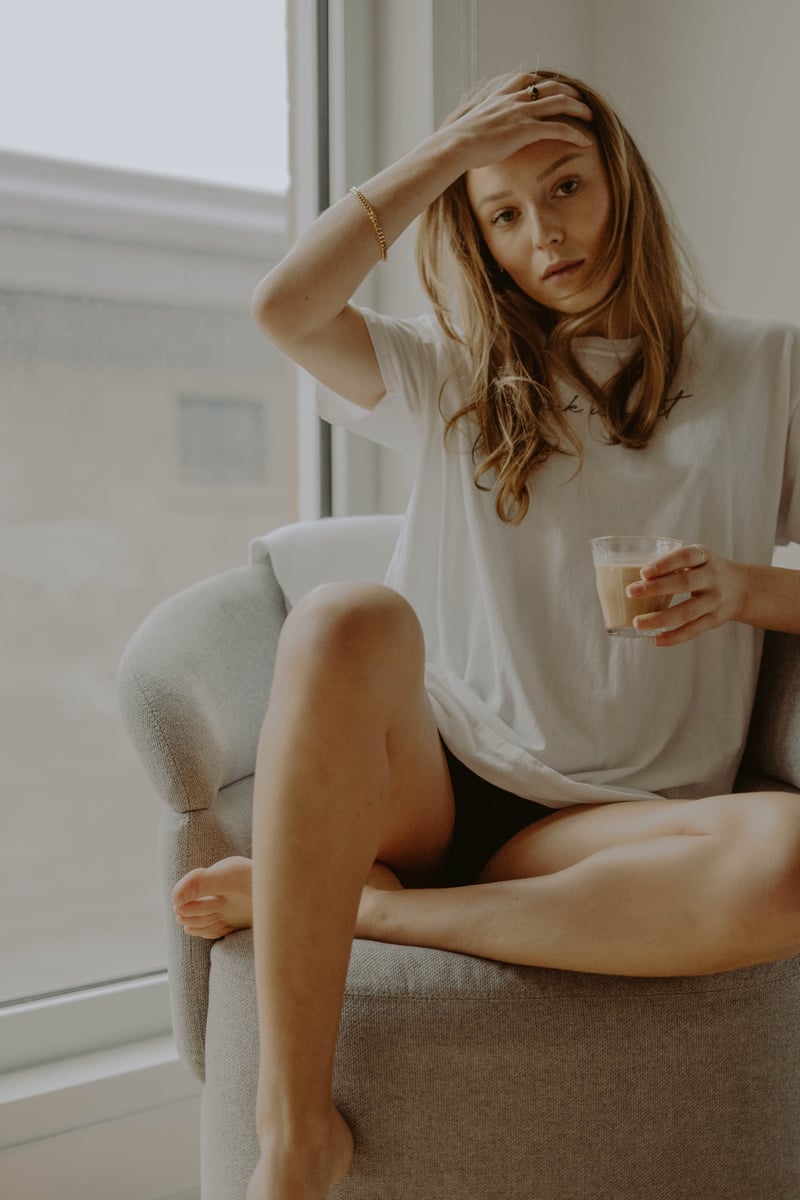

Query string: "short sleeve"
[316, 307, 463, 456]
[776, 329, 800, 546]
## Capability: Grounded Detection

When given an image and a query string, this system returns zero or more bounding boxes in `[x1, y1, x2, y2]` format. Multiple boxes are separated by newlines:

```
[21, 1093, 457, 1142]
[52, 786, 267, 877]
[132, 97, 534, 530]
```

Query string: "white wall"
[461, 0, 593, 107]
[591, 0, 800, 325]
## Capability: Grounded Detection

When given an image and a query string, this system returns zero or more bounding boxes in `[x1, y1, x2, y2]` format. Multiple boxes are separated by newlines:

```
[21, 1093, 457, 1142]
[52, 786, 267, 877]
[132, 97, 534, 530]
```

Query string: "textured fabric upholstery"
[741, 630, 800, 790]
[203, 931, 800, 1200]
[117, 517, 800, 1199]
[117, 561, 286, 1076]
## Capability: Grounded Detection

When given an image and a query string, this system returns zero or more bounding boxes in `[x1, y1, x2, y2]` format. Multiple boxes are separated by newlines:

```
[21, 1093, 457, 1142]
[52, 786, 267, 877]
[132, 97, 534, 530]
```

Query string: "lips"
[543, 259, 584, 281]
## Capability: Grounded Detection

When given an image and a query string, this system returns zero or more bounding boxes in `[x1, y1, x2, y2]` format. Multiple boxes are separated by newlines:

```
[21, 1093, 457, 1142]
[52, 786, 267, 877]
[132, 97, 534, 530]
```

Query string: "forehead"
[465, 135, 602, 209]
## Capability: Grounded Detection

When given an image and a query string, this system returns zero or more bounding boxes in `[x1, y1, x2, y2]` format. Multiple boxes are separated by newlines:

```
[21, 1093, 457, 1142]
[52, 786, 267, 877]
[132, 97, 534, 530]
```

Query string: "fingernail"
[626, 582, 644, 597]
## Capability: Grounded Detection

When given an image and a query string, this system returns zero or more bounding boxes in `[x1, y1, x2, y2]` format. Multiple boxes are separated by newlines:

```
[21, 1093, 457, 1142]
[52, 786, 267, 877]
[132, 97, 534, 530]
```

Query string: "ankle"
[249, 1105, 354, 1199]
[256, 1096, 336, 1144]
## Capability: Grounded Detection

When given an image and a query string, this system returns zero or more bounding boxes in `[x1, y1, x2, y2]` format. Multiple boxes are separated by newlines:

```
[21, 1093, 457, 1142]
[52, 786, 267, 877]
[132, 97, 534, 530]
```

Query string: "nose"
[527, 204, 562, 249]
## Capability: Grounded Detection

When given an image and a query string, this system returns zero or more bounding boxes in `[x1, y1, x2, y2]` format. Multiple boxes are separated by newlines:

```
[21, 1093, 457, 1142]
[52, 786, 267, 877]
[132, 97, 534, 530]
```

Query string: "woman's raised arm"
[250, 74, 593, 410]
[251, 131, 468, 409]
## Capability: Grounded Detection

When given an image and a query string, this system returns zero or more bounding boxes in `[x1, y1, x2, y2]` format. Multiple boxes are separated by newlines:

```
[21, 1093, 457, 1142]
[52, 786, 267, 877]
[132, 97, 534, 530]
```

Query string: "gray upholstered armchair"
[118, 515, 800, 1200]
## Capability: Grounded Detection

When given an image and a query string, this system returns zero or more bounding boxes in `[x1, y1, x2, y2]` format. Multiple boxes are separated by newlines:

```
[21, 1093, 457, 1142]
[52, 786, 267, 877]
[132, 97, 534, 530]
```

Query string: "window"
[1, 0, 291, 1013]
[0, 0, 288, 193]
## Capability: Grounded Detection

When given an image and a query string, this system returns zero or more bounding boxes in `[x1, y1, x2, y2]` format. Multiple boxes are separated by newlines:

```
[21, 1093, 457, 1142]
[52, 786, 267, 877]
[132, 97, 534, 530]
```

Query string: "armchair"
[118, 515, 800, 1199]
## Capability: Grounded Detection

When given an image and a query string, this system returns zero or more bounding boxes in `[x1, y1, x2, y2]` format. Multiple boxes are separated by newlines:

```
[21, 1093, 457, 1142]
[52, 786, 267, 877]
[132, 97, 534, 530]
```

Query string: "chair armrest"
[741, 631, 800, 792]
[117, 560, 287, 813]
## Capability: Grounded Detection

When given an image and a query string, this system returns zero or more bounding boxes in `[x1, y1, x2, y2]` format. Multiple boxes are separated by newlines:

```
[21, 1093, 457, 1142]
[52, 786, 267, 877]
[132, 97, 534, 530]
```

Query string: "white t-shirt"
[318, 305, 800, 806]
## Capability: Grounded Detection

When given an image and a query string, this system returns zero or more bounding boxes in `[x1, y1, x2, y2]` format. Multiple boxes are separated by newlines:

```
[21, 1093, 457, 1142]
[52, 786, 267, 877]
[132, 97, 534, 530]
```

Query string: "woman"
[171, 71, 800, 1200]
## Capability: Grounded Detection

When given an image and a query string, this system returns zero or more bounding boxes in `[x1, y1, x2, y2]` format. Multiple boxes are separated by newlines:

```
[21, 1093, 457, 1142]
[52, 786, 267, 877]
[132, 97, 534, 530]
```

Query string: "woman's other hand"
[625, 543, 746, 647]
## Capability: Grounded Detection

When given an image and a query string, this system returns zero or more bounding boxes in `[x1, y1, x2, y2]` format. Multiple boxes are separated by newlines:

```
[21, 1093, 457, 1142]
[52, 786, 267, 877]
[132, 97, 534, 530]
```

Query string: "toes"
[172, 867, 215, 907]
[182, 919, 232, 940]
[175, 897, 219, 917]
[178, 912, 221, 930]
[171, 868, 202, 905]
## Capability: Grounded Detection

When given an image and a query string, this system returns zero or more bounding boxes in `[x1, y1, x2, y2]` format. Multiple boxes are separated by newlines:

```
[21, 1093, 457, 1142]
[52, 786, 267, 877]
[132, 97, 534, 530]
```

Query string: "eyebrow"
[476, 152, 587, 209]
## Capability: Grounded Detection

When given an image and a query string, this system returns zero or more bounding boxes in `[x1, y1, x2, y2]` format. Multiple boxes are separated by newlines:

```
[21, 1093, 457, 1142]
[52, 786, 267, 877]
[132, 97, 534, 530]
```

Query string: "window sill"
[0, 1034, 201, 1200]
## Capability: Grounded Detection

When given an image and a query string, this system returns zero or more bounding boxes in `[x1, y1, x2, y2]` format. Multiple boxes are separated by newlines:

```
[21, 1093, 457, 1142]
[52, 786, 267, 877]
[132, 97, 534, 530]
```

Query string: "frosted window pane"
[0, 287, 296, 1003]
[0, 0, 287, 192]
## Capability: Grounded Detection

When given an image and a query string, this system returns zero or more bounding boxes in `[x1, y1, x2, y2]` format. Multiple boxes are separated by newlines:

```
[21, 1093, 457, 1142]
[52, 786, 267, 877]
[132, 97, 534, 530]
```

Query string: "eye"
[490, 208, 517, 227]
[555, 177, 581, 198]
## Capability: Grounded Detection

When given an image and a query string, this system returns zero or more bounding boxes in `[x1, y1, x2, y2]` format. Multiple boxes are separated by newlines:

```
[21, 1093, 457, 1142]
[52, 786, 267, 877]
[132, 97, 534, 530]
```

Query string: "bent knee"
[277, 581, 424, 682]
[725, 793, 800, 937]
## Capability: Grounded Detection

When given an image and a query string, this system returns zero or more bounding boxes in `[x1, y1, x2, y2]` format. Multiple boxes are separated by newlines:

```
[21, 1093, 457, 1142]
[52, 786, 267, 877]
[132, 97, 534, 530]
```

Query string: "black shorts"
[440, 741, 555, 887]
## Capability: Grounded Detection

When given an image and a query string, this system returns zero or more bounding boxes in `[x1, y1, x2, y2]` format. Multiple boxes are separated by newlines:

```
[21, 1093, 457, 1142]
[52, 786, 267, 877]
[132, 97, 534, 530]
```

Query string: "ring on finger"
[694, 544, 708, 566]
[527, 82, 539, 100]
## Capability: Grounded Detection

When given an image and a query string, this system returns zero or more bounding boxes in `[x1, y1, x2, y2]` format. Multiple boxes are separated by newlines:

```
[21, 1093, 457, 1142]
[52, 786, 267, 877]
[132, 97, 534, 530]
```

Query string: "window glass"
[0, 0, 287, 192]
[0, 0, 291, 1004]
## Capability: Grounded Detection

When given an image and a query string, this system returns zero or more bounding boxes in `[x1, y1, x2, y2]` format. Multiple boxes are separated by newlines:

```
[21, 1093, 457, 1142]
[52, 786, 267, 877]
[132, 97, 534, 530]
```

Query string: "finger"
[626, 569, 704, 602]
[651, 612, 719, 647]
[519, 74, 585, 102]
[641, 544, 708, 579]
[633, 596, 709, 634]
[528, 119, 594, 147]
[526, 94, 594, 123]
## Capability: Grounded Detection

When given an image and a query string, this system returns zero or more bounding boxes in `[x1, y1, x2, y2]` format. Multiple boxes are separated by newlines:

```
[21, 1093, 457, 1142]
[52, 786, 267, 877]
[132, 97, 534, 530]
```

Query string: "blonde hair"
[416, 69, 709, 523]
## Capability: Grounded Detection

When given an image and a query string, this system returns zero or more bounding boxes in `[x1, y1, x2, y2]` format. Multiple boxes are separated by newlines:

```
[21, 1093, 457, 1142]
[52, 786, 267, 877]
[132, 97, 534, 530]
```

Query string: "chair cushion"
[249, 515, 402, 607]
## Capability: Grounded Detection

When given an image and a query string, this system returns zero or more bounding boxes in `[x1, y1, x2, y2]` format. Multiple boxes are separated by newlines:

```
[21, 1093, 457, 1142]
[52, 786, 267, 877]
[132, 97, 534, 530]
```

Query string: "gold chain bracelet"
[349, 186, 388, 262]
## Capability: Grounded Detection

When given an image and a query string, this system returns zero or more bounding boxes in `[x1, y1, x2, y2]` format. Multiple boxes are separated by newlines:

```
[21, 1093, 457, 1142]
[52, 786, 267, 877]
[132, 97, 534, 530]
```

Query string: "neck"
[583, 294, 636, 339]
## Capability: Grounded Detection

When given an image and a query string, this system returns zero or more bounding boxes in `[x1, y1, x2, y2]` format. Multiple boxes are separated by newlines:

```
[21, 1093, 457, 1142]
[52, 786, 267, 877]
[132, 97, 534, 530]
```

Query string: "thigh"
[378, 686, 457, 886]
[479, 789, 800, 884]
[478, 794, 701, 883]
[271, 580, 456, 887]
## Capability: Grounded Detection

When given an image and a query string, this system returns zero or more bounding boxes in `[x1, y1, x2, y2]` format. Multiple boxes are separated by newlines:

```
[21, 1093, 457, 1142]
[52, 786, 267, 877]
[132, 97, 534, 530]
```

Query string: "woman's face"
[466, 136, 625, 334]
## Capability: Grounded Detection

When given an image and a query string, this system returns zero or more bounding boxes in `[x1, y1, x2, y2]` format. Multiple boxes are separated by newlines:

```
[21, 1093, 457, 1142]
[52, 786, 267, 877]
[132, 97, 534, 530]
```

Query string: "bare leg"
[172, 856, 400, 939]
[234, 583, 454, 1200]
[170, 796, 710, 938]
[170, 795, 766, 935]
[358, 791, 800, 976]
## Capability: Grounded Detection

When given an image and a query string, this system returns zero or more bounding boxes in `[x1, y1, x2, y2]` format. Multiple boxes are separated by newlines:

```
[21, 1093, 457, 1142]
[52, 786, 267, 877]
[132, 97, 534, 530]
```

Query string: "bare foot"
[171, 856, 253, 939]
[172, 857, 404, 941]
[246, 1104, 354, 1200]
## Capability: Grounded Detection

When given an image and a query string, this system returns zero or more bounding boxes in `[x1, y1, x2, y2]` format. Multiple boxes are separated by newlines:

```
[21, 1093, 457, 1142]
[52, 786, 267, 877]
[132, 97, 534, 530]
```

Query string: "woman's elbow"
[251, 274, 283, 340]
